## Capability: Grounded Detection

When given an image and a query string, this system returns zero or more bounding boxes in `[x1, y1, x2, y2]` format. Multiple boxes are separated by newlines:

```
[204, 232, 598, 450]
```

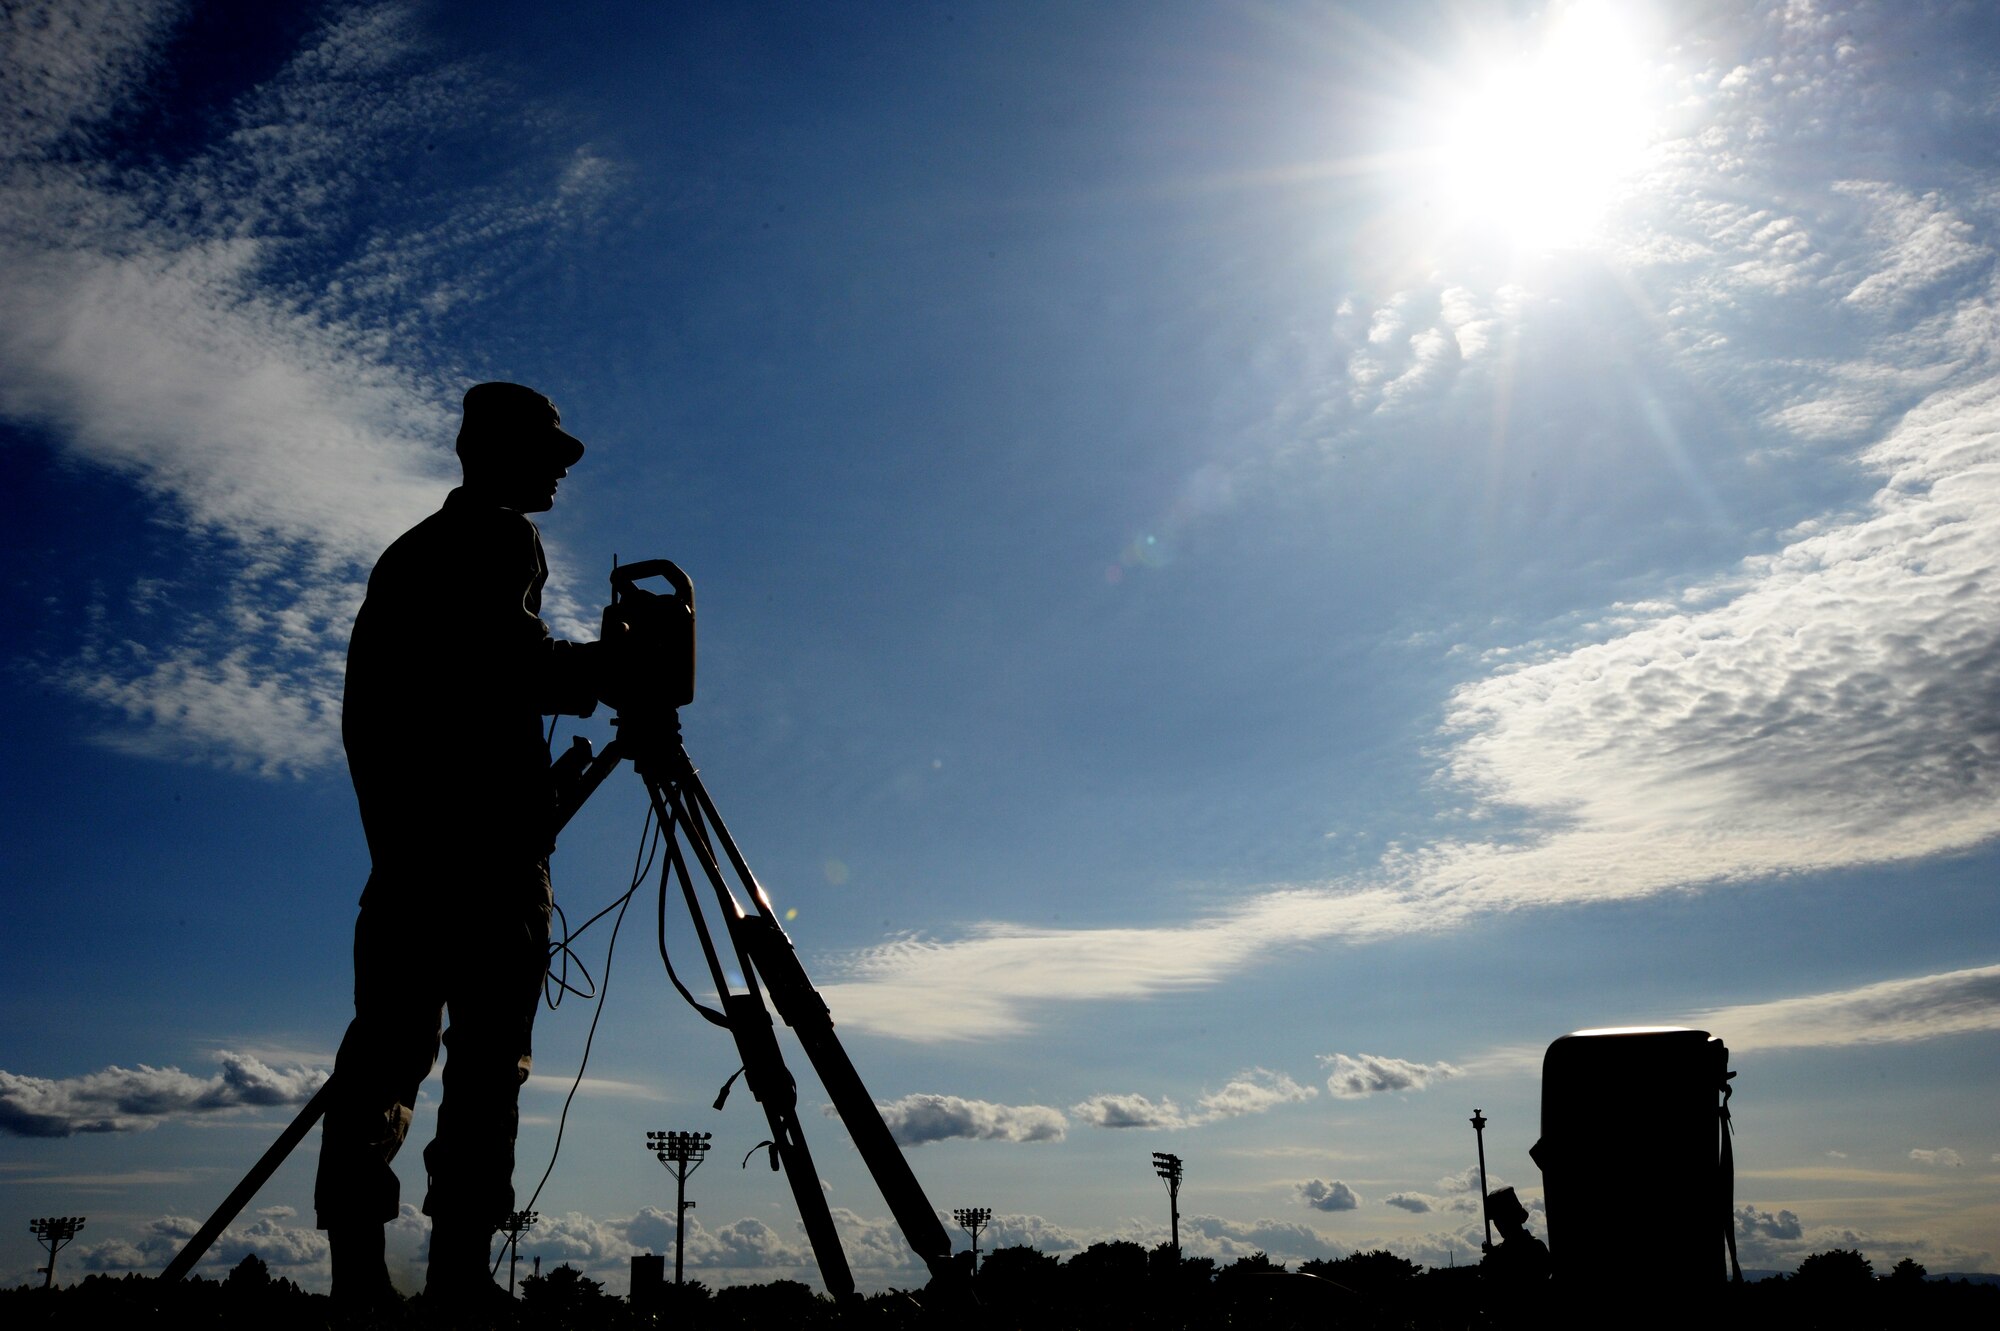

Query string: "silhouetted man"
[317, 382, 602, 1306]
[1481, 1185, 1551, 1324]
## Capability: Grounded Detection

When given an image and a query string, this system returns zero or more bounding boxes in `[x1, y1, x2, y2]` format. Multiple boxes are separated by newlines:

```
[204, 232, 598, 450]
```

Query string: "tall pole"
[952, 1207, 991, 1275]
[30, 1217, 84, 1290]
[1470, 1110, 1493, 1250]
[648, 1129, 712, 1285]
[1151, 1153, 1183, 1263]
[500, 1210, 537, 1296]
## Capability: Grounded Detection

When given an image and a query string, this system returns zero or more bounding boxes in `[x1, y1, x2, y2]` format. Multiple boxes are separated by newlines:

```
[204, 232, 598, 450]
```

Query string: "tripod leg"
[717, 990, 856, 1298]
[673, 761, 959, 1287]
[642, 768, 858, 1298]
[158, 1079, 334, 1282]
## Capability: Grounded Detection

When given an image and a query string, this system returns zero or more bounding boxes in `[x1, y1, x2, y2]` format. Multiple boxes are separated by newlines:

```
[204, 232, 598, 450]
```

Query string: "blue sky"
[4, 0, 1999, 1294]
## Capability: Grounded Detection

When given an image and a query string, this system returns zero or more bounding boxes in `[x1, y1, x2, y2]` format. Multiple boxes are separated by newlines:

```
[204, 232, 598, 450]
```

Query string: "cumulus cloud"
[1319, 1053, 1460, 1099]
[1070, 1092, 1187, 1130]
[1071, 1069, 1316, 1130]
[1, 0, 608, 773]
[423, 1203, 924, 1293]
[1731, 1200, 1993, 1273]
[1179, 1214, 1345, 1264]
[74, 1209, 332, 1279]
[981, 1213, 1085, 1255]
[1193, 1069, 1318, 1120]
[869, 1093, 1066, 1145]
[1298, 1179, 1361, 1213]
[1736, 1205, 1803, 1242]
[0, 1052, 326, 1136]
[1909, 1148, 1964, 1168]
[1416, 1166, 1494, 1216]
[1383, 1194, 1434, 1214]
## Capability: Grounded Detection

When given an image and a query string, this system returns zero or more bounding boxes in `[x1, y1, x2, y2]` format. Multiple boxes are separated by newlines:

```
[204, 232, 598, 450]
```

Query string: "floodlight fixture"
[1151, 1152, 1183, 1262]
[29, 1216, 85, 1290]
[647, 1129, 715, 1284]
[953, 1206, 992, 1275]
[498, 1209, 538, 1296]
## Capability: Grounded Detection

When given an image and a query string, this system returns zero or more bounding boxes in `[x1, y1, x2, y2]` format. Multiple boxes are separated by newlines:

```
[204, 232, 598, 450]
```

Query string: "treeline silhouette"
[5, 1241, 1995, 1328]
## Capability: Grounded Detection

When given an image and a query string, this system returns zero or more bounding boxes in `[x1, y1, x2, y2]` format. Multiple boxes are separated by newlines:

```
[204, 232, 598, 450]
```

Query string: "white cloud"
[1, 0, 609, 774]
[1835, 183, 1987, 314]
[73, 1209, 332, 1279]
[1070, 1091, 1187, 1131]
[1178, 1214, 1344, 1263]
[826, 363, 2000, 1041]
[1319, 1053, 1460, 1099]
[1297, 1179, 1361, 1213]
[1909, 1147, 1964, 1168]
[821, 890, 1433, 1041]
[1731, 1201, 1993, 1273]
[1071, 1069, 1317, 1131]
[1735, 1205, 1802, 1242]
[0, 0, 181, 160]
[1193, 1069, 1318, 1120]
[981, 1213, 1084, 1255]
[1686, 964, 2000, 1050]
[867, 1093, 1067, 1146]
[0, 1052, 327, 1136]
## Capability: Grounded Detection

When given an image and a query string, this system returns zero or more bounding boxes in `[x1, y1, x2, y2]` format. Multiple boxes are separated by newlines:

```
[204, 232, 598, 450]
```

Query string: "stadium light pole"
[1470, 1109, 1492, 1250]
[30, 1216, 85, 1290]
[953, 1207, 992, 1275]
[499, 1210, 537, 1296]
[1152, 1153, 1182, 1264]
[648, 1129, 712, 1285]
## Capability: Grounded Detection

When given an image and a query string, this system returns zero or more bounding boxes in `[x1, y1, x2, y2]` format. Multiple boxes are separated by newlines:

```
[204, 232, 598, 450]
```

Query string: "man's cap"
[457, 381, 585, 467]
[1484, 1186, 1529, 1226]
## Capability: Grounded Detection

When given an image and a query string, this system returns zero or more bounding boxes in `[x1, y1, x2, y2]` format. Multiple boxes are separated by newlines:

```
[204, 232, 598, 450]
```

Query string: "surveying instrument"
[161, 560, 960, 1298]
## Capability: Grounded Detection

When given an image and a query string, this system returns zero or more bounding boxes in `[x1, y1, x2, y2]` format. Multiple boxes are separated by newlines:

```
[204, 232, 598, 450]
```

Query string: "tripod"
[164, 699, 957, 1297]
[587, 707, 958, 1296]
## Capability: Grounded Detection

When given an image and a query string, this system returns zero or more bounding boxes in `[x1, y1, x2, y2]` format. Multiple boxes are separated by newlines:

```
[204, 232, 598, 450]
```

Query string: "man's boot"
[424, 1214, 508, 1310]
[328, 1222, 395, 1308]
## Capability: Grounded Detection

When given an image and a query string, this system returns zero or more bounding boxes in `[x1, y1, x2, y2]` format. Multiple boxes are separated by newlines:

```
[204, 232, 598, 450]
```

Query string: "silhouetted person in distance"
[316, 382, 604, 1307]
[1480, 1185, 1550, 1323]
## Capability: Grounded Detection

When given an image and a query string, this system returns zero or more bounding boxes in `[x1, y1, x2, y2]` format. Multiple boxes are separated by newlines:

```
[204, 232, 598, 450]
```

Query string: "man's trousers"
[315, 860, 552, 1229]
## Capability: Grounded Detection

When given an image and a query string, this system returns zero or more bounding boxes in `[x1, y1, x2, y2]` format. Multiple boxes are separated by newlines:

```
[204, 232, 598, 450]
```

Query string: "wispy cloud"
[827, 353, 2000, 1040]
[0, 1052, 325, 1137]
[1684, 964, 2000, 1051]
[1, 1, 610, 773]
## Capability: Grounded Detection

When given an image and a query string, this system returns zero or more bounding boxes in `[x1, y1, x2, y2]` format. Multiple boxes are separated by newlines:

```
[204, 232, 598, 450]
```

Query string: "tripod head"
[599, 558, 695, 721]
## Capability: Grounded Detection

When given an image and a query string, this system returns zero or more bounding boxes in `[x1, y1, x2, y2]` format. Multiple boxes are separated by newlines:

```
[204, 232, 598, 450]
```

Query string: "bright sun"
[1425, 1, 1658, 248]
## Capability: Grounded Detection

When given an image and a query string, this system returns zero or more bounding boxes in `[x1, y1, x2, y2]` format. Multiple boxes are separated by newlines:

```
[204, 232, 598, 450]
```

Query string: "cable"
[543, 804, 661, 1009]
[658, 813, 730, 1029]
[513, 801, 663, 1242]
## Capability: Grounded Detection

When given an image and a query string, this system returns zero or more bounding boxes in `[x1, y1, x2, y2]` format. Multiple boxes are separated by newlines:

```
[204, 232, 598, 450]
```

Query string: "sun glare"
[1425, 2, 1658, 249]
